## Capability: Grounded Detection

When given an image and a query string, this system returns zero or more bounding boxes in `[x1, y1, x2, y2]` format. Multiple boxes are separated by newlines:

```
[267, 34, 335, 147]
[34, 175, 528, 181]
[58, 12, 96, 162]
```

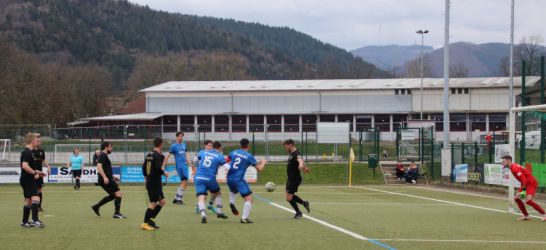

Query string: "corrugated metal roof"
[140, 77, 541, 92]
[81, 113, 163, 121]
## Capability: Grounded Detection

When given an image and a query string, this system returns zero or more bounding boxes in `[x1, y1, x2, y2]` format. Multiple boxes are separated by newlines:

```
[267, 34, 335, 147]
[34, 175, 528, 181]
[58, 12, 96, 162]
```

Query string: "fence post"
[359, 130, 363, 162]
[541, 56, 545, 163]
[474, 141, 478, 166]
[451, 143, 454, 183]
[461, 142, 465, 164]
[430, 126, 435, 181]
[395, 128, 400, 160]
[251, 131, 255, 155]
[520, 60, 526, 164]
[305, 130, 308, 162]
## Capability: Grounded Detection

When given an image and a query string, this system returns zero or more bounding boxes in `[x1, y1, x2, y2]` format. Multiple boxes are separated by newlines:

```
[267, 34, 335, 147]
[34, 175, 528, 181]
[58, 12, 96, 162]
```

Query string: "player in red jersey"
[502, 155, 546, 222]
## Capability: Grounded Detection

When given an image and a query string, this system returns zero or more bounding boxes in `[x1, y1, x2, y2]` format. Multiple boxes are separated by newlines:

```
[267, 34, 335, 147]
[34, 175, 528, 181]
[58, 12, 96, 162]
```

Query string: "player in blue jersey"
[194, 141, 230, 223]
[163, 132, 194, 205]
[226, 138, 267, 224]
[192, 140, 219, 214]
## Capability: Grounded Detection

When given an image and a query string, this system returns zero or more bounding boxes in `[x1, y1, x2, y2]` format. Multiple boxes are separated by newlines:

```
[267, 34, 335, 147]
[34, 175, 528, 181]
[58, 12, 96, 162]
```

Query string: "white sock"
[242, 201, 252, 219]
[214, 195, 223, 214]
[198, 200, 206, 217]
[229, 192, 237, 204]
[176, 187, 184, 201]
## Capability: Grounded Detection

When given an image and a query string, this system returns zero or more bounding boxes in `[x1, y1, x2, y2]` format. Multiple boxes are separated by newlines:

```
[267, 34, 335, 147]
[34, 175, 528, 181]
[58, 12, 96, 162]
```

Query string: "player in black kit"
[141, 138, 168, 231]
[91, 141, 126, 219]
[20, 133, 47, 228]
[32, 137, 50, 211]
[283, 139, 311, 219]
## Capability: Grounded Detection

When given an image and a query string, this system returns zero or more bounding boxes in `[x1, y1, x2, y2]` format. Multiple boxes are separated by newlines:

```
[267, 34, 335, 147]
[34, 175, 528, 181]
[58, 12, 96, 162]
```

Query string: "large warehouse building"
[73, 77, 541, 141]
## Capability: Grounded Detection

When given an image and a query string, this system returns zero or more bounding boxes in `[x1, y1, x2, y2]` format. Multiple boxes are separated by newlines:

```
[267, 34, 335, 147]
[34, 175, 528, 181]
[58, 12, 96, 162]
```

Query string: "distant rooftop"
[140, 77, 540, 93]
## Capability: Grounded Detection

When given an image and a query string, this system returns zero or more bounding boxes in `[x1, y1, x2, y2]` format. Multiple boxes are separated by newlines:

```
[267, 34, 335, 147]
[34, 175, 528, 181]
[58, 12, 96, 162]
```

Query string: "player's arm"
[297, 155, 310, 173]
[162, 152, 172, 168]
[255, 160, 268, 172]
[96, 162, 109, 184]
[516, 171, 528, 188]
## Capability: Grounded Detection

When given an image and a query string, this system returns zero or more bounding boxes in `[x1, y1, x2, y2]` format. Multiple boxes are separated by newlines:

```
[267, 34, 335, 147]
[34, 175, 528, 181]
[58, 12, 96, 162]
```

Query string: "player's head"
[175, 132, 184, 143]
[283, 139, 296, 152]
[501, 155, 513, 167]
[95, 149, 100, 155]
[204, 140, 213, 150]
[213, 141, 222, 151]
[153, 137, 163, 149]
[73, 148, 80, 156]
[101, 141, 113, 154]
[25, 132, 40, 148]
[240, 138, 250, 150]
[35, 134, 42, 147]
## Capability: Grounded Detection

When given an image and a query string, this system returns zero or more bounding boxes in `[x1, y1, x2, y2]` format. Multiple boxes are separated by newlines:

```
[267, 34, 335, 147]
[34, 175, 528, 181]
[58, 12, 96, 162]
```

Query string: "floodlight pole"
[508, 0, 515, 213]
[441, 0, 451, 179]
[417, 30, 429, 120]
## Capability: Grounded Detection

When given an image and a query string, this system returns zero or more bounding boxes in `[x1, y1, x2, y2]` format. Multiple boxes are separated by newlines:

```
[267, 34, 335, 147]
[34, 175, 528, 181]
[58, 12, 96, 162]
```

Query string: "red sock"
[516, 199, 529, 216]
[526, 200, 545, 215]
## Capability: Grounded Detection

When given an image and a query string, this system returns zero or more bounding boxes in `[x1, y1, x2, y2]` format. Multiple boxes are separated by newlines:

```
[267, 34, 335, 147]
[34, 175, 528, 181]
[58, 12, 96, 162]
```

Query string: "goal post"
[0, 139, 11, 161]
[508, 103, 546, 212]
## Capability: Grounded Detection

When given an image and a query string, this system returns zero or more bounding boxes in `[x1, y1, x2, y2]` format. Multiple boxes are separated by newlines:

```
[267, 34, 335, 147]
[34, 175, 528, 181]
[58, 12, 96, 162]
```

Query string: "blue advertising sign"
[120, 166, 181, 183]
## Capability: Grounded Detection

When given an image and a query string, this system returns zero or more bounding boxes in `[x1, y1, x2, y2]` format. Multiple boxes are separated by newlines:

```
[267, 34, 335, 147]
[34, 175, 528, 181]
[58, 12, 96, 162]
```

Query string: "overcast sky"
[131, 0, 545, 51]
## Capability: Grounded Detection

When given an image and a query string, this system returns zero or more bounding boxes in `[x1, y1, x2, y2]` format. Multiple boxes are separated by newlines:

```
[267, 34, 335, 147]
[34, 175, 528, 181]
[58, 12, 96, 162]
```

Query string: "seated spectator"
[382, 150, 389, 158]
[405, 162, 419, 184]
[395, 160, 405, 181]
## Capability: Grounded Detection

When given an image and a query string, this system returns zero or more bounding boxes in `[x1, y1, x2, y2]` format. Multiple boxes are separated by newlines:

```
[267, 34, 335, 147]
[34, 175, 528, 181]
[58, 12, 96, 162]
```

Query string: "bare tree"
[450, 62, 469, 78]
[404, 55, 432, 78]
[515, 35, 545, 75]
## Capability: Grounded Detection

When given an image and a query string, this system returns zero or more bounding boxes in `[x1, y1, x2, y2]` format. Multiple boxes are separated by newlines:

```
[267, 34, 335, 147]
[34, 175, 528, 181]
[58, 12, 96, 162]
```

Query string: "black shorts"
[286, 178, 302, 195]
[72, 169, 82, 178]
[99, 180, 120, 195]
[146, 186, 164, 203]
[35, 177, 44, 188]
[20, 179, 39, 198]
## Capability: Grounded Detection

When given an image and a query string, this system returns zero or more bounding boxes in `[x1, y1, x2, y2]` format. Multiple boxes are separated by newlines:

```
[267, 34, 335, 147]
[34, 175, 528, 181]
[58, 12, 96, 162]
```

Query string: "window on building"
[470, 113, 486, 131]
[163, 116, 178, 132]
[215, 115, 229, 132]
[430, 114, 443, 132]
[407, 89, 412, 95]
[457, 88, 463, 94]
[338, 114, 354, 131]
[232, 115, 246, 132]
[450, 113, 466, 132]
[355, 115, 372, 131]
[393, 114, 408, 131]
[401, 89, 406, 95]
[489, 113, 507, 131]
[374, 114, 390, 132]
[451, 88, 456, 94]
[180, 115, 194, 132]
[302, 115, 317, 132]
[320, 115, 336, 122]
[395, 89, 399, 95]
[197, 115, 212, 132]
[249, 115, 264, 132]
[464, 88, 469, 94]
[267, 115, 282, 132]
[284, 115, 299, 132]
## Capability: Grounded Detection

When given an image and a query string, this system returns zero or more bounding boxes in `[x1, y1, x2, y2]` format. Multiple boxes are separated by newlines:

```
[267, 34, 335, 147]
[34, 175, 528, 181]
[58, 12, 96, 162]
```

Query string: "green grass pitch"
[1, 183, 546, 250]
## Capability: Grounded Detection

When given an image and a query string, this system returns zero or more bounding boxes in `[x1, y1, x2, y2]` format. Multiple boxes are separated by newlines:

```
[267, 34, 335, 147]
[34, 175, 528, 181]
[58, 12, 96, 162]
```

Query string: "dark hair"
[240, 138, 250, 148]
[153, 137, 163, 147]
[100, 141, 112, 150]
[283, 139, 295, 146]
[176, 132, 184, 137]
[204, 140, 213, 146]
[213, 141, 222, 149]
[501, 155, 512, 161]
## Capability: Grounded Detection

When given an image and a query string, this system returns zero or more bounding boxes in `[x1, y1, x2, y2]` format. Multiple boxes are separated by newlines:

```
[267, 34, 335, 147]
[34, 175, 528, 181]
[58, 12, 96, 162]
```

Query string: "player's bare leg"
[515, 197, 530, 221]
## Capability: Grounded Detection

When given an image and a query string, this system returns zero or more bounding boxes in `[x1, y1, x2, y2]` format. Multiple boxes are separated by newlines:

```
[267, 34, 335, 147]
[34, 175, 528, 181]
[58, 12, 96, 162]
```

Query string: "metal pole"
[541, 56, 545, 163]
[520, 61, 526, 164]
[509, 0, 515, 112]
[441, 0, 451, 179]
[420, 33, 424, 120]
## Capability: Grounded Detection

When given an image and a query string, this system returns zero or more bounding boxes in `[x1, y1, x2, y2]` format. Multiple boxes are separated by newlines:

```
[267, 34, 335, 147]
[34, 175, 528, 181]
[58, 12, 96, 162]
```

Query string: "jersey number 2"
[232, 158, 242, 169]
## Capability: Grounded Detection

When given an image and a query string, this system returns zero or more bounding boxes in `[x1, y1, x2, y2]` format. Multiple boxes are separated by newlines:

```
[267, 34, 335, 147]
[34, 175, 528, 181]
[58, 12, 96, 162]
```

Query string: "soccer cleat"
[240, 218, 254, 224]
[207, 204, 218, 214]
[173, 199, 183, 205]
[147, 219, 160, 229]
[303, 201, 310, 214]
[542, 216, 546, 222]
[91, 205, 101, 216]
[113, 213, 127, 219]
[201, 216, 207, 224]
[294, 212, 303, 219]
[38, 207, 44, 212]
[217, 213, 229, 220]
[32, 220, 46, 228]
[517, 216, 531, 221]
[140, 223, 155, 231]
[20, 222, 32, 228]
[230, 203, 240, 216]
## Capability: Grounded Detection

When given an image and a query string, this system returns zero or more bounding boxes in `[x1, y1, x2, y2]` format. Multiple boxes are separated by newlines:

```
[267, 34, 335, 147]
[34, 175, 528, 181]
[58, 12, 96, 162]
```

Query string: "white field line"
[310, 202, 455, 206]
[351, 186, 544, 219]
[374, 239, 546, 244]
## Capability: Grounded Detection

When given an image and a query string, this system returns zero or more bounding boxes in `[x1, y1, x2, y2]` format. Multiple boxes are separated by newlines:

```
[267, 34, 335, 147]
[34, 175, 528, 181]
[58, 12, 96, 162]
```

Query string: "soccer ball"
[265, 182, 276, 192]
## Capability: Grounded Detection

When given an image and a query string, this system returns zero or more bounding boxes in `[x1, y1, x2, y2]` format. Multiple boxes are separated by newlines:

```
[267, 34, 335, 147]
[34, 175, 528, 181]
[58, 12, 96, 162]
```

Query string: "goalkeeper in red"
[502, 155, 546, 221]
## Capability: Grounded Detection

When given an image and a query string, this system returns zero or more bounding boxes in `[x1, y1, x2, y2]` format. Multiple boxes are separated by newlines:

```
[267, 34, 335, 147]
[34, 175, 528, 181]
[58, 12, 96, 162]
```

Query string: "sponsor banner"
[48, 166, 120, 183]
[483, 164, 521, 188]
[494, 144, 510, 163]
[120, 166, 258, 183]
[454, 164, 468, 183]
[467, 164, 484, 183]
[0, 167, 20, 183]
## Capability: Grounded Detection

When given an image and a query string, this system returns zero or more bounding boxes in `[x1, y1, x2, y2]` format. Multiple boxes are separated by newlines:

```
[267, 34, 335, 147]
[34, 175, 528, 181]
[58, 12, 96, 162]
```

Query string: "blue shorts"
[176, 165, 189, 181]
[194, 177, 220, 196]
[227, 179, 252, 197]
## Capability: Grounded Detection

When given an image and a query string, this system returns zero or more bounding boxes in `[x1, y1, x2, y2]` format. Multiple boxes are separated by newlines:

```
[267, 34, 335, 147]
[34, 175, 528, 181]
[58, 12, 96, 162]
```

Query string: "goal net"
[54, 144, 100, 164]
[508, 104, 546, 212]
